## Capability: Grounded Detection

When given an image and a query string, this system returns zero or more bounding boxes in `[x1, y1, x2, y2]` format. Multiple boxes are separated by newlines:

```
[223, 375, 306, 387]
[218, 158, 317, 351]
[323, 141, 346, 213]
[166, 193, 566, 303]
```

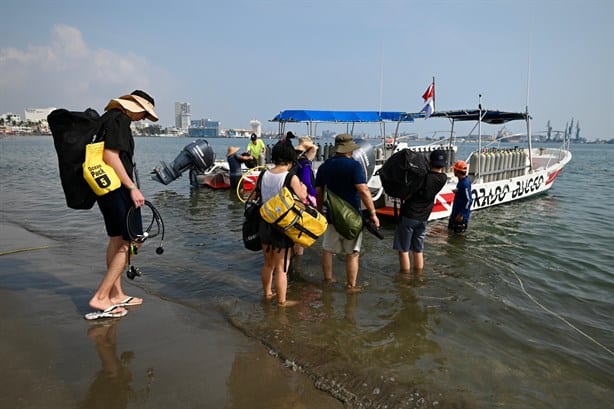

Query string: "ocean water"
[1, 135, 612, 408]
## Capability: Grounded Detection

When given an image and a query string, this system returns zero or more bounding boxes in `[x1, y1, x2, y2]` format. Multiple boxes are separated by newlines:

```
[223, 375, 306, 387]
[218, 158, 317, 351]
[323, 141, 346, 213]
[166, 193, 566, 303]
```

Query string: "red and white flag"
[420, 82, 435, 118]
[422, 83, 434, 102]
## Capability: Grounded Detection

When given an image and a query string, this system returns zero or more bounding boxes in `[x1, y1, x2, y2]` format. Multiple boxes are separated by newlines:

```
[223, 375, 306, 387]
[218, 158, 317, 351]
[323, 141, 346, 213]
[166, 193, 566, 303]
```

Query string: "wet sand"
[0, 222, 343, 409]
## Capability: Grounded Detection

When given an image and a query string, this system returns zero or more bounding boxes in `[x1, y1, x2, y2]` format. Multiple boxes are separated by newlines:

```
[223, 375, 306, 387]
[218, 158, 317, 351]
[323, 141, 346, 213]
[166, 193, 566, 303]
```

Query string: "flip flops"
[115, 296, 143, 307]
[84, 305, 128, 321]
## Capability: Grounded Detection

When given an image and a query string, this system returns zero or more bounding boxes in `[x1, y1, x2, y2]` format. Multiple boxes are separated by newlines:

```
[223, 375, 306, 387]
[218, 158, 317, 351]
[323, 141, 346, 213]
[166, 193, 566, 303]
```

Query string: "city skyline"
[1, 0, 612, 140]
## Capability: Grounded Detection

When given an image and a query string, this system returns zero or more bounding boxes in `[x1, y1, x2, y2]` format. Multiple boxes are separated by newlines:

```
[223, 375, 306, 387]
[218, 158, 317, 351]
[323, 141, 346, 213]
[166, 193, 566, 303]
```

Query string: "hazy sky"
[1, 0, 612, 140]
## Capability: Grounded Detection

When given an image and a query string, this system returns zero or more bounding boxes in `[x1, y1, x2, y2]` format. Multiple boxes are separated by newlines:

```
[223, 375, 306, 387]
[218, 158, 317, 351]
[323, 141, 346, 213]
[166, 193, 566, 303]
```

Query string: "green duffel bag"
[323, 187, 363, 240]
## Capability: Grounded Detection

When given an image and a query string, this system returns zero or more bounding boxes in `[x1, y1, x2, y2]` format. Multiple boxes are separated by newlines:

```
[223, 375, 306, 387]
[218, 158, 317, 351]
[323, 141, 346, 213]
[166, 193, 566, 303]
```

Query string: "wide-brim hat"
[296, 136, 318, 152]
[227, 146, 240, 157]
[334, 133, 360, 154]
[105, 92, 159, 122]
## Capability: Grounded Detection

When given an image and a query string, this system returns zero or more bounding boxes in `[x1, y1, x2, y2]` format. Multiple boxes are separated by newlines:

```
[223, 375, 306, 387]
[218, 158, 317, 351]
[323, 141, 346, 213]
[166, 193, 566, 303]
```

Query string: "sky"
[1, 0, 612, 140]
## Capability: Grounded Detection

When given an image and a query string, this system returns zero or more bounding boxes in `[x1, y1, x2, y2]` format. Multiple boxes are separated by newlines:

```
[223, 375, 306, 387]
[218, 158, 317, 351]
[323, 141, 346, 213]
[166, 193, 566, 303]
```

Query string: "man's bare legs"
[398, 250, 424, 275]
[398, 251, 411, 273]
[345, 252, 360, 291]
[322, 250, 335, 283]
[89, 236, 130, 313]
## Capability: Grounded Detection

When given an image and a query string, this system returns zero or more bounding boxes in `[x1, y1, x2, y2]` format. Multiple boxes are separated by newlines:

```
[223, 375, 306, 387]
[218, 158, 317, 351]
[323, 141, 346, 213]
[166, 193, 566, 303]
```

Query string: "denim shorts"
[393, 217, 427, 253]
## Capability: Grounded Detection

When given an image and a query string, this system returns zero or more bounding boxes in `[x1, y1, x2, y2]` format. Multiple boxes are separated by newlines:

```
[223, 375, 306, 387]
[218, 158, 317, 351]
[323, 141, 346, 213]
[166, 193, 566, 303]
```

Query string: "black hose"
[126, 200, 165, 254]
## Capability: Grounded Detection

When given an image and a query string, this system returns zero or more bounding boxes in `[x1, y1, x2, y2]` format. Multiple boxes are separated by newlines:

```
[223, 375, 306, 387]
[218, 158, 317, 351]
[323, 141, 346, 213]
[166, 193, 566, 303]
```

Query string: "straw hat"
[227, 146, 240, 157]
[105, 90, 159, 122]
[296, 136, 318, 152]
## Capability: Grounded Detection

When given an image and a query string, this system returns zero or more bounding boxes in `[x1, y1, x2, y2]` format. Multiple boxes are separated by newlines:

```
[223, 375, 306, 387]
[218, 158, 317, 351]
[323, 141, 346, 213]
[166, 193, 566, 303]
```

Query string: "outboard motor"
[352, 139, 376, 181]
[151, 139, 215, 185]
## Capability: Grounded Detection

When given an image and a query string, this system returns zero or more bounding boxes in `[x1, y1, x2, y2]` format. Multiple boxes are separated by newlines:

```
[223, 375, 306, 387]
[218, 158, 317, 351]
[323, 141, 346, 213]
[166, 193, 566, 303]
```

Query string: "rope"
[510, 268, 614, 357]
[236, 165, 267, 203]
[0, 245, 52, 256]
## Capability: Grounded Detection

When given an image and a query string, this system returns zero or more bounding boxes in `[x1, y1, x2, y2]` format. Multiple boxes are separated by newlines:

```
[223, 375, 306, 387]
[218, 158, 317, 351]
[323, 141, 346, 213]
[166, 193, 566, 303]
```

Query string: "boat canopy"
[271, 110, 417, 123]
[430, 110, 530, 124]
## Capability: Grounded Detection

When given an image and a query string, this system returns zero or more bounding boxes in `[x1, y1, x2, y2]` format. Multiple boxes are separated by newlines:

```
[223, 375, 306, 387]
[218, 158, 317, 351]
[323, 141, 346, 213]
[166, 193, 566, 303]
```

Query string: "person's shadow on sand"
[81, 320, 153, 408]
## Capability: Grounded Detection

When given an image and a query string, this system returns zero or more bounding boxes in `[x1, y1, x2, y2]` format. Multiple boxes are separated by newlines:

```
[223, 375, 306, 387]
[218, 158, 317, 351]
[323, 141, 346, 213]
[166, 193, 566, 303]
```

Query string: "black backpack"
[48, 108, 102, 209]
[378, 148, 429, 200]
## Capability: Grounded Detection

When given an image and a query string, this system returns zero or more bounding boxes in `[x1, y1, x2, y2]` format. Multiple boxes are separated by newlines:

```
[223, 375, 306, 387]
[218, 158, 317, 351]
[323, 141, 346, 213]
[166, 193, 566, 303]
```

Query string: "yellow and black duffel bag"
[260, 182, 327, 248]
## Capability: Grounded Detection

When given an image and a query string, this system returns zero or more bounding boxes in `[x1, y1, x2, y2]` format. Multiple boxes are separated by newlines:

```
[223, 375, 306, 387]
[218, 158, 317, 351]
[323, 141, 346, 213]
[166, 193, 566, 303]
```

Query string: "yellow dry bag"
[260, 186, 328, 248]
[82, 141, 121, 196]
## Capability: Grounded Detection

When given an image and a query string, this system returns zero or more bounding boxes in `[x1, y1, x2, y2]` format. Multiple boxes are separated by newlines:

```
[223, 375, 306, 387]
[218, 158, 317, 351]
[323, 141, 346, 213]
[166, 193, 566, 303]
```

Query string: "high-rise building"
[188, 118, 220, 138]
[175, 102, 191, 130]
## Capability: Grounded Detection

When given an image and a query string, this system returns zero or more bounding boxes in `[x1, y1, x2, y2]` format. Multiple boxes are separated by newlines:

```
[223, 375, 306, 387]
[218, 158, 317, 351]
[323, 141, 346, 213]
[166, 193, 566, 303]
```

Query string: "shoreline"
[0, 221, 342, 408]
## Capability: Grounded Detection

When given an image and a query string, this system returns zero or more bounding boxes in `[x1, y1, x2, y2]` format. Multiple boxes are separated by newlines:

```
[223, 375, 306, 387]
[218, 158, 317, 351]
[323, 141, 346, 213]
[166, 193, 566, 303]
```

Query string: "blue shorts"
[97, 188, 142, 240]
[393, 217, 427, 253]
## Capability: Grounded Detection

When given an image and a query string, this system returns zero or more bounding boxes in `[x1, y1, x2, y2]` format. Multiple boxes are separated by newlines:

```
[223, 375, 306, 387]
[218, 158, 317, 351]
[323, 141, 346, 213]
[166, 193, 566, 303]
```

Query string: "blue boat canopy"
[271, 110, 417, 123]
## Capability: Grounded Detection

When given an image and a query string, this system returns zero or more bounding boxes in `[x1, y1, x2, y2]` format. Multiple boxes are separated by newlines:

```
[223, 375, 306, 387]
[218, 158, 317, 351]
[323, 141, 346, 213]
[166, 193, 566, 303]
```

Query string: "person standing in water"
[86, 90, 158, 320]
[448, 160, 472, 233]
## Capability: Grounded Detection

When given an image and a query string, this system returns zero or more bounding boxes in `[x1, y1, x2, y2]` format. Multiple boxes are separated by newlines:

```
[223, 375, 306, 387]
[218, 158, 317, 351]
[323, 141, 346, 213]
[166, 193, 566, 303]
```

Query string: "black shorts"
[259, 220, 293, 250]
[97, 188, 142, 240]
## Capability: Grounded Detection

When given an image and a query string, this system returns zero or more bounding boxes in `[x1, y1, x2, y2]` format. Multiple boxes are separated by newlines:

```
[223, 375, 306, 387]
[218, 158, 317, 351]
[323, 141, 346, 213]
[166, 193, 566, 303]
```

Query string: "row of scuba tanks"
[468, 147, 528, 182]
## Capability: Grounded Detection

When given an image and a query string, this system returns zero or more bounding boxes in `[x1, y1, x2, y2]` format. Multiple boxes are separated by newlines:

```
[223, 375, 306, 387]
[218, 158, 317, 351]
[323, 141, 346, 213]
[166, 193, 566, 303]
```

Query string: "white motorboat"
[270, 107, 572, 221]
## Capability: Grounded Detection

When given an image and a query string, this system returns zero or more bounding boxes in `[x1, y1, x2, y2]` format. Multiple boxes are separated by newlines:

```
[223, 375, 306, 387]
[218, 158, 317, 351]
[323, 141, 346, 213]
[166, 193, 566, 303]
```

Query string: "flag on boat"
[420, 82, 435, 119]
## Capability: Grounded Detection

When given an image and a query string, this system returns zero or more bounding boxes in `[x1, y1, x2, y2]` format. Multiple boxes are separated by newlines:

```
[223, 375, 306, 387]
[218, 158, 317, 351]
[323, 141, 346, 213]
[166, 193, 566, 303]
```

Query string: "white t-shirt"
[260, 170, 288, 202]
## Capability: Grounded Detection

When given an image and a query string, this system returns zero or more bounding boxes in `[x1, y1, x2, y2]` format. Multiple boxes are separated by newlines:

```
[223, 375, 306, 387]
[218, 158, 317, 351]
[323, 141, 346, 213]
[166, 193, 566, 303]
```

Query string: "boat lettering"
[511, 176, 544, 198]
[472, 184, 511, 207]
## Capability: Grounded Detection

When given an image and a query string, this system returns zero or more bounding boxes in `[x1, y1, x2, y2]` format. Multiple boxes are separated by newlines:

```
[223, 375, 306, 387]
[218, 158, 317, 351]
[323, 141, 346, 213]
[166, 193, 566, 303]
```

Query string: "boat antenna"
[378, 43, 384, 115]
[478, 94, 483, 179]
[526, 26, 534, 170]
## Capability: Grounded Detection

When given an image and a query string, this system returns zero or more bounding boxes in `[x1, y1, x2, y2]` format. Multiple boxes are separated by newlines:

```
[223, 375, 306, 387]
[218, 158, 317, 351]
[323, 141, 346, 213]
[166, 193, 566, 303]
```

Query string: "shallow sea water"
[1, 135, 612, 408]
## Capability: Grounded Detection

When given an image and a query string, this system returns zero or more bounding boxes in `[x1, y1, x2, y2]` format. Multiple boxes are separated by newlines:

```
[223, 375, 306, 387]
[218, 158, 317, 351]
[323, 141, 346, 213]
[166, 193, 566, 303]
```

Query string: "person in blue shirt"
[448, 160, 472, 233]
[226, 146, 252, 189]
[315, 133, 379, 292]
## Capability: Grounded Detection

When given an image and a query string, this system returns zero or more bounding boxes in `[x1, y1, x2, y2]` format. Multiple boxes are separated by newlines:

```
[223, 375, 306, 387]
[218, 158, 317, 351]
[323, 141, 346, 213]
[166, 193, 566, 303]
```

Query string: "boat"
[189, 160, 231, 189]
[269, 107, 572, 221]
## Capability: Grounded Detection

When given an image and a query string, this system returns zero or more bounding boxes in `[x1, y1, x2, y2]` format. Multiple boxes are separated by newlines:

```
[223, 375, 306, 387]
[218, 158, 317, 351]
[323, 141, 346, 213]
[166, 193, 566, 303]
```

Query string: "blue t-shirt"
[227, 153, 243, 176]
[315, 156, 366, 210]
[451, 176, 472, 220]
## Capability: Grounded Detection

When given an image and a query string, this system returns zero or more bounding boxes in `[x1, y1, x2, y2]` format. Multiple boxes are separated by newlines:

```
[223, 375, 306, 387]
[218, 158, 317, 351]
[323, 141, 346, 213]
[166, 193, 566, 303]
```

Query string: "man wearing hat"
[246, 133, 266, 167]
[448, 160, 472, 233]
[226, 146, 253, 189]
[392, 149, 448, 275]
[315, 133, 380, 291]
[86, 90, 158, 320]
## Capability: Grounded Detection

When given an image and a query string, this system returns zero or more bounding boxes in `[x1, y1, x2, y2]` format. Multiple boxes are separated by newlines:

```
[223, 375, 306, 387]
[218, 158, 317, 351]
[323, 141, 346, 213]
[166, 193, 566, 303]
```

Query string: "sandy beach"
[0, 221, 343, 408]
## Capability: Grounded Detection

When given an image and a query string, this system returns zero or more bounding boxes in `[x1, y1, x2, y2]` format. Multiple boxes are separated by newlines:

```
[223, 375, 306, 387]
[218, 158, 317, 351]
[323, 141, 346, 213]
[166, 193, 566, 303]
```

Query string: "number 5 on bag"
[82, 141, 121, 196]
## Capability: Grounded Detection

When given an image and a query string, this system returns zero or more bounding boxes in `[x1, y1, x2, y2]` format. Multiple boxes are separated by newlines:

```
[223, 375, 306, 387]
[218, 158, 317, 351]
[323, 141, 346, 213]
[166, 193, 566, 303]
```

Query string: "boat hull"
[373, 147, 572, 221]
[189, 161, 231, 189]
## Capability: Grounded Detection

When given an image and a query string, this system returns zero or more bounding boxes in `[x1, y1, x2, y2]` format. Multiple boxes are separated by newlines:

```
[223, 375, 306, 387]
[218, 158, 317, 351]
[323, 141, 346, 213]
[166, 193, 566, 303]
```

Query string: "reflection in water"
[81, 320, 153, 409]
[222, 277, 464, 408]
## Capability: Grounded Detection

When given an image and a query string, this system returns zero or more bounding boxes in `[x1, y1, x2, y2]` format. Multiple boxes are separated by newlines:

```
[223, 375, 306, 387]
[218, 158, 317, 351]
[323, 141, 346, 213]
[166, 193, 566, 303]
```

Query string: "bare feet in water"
[277, 300, 298, 307]
[346, 284, 363, 293]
